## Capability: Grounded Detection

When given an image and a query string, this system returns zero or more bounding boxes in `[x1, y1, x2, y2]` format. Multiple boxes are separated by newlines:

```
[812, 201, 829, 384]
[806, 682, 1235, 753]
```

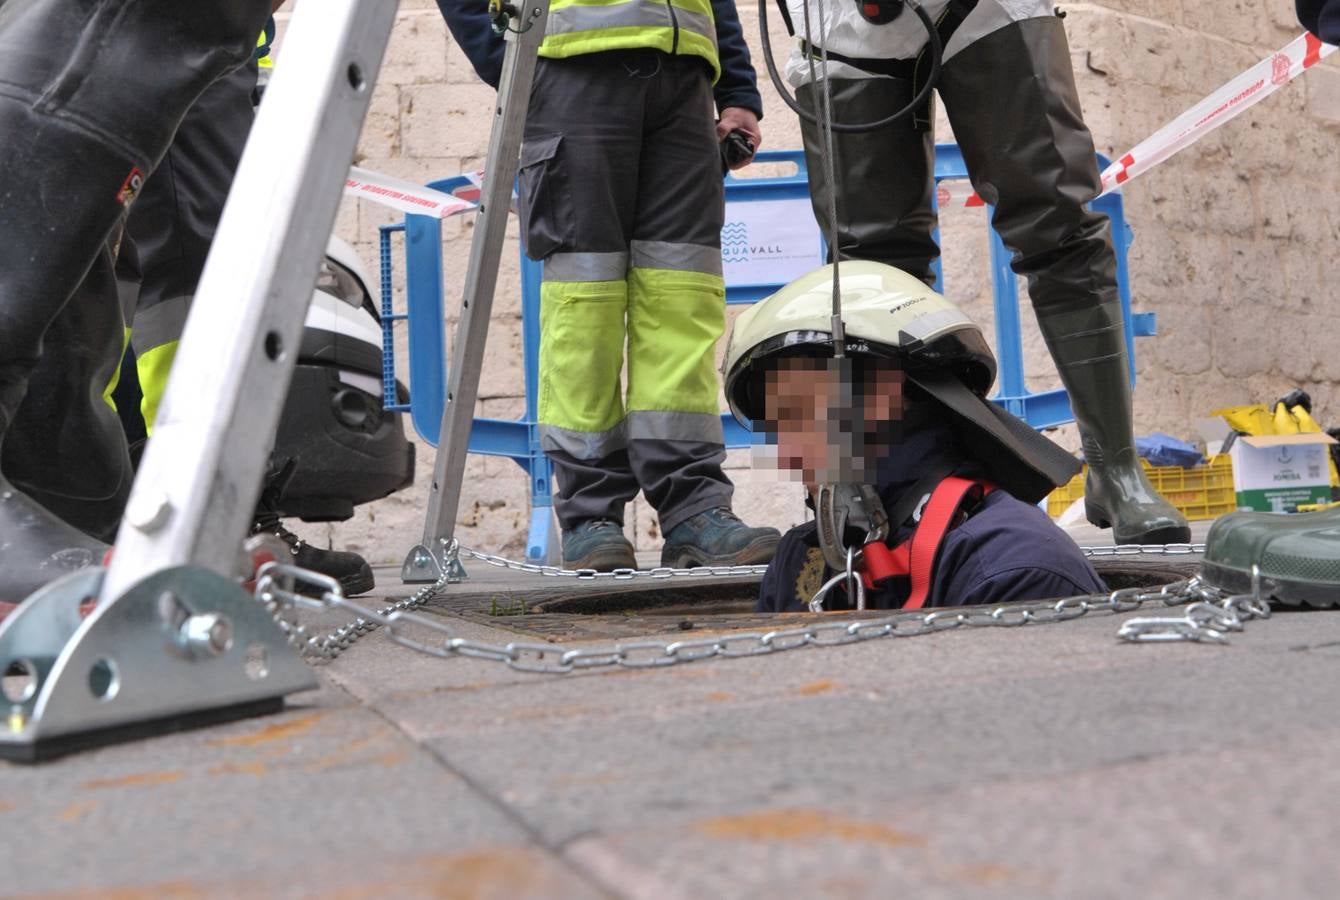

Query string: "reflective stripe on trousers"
[537, 243, 726, 459]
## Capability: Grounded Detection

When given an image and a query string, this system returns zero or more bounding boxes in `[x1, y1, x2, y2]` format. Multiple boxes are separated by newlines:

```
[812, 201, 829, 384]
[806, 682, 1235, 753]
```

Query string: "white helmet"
[724, 261, 995, 424]
[722, 262, 1079, 502]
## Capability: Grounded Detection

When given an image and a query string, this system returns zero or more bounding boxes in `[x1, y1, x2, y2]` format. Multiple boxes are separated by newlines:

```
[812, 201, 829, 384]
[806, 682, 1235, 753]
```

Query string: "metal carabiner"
[808, 545, 867, 612]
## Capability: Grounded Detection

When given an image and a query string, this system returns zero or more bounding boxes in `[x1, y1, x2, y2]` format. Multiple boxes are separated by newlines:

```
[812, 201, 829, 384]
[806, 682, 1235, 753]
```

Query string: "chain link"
[252, 538, 1238, 672]
[256, 565, 450, 661]
[1117, 564, 1272, 644]
[456, 545, 772, 580]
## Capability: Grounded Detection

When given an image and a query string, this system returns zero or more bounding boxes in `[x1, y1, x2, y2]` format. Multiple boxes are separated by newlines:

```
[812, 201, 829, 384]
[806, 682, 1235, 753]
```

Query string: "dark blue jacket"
[1298, 0, 1340, 41]
[435, 0, 764, 117]
[757, 415, 1107, 612]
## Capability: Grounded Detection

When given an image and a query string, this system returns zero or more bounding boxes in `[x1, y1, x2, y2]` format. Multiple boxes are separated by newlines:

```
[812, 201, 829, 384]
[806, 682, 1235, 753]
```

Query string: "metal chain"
[454, 544, 771, 580]
[255, 536, 772, 661]
[253, 540, 1241, 672]
[257, 566, 451, 661]
[1117, 565, 1272, 644]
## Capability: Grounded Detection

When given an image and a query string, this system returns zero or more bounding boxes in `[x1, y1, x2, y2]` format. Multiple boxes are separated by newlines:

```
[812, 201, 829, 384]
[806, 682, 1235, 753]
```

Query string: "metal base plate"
[401, 540, 468, 584]
[0, 696, 284, 764]
[0, 566, 317, 763]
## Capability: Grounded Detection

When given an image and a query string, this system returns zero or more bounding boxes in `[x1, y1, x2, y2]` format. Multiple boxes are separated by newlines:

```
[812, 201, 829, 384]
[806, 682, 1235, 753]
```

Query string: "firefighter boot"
[1203, 507, 1340, 607]
[1036, 303, 1189, 545]
[0, 113, 141, 601]
[0, 0, 270, 599]
[0, 374, 108, 604]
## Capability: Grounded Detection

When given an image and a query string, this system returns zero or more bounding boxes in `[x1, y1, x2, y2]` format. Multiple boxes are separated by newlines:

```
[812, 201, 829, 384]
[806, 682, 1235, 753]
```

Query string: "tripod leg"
[102, 0, 399, 602]
[403, 0, 552, 582]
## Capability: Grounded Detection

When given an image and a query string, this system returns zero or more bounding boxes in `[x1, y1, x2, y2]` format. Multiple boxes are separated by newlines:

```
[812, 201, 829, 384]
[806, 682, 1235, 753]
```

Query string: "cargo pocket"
[517, 133, 573, 261]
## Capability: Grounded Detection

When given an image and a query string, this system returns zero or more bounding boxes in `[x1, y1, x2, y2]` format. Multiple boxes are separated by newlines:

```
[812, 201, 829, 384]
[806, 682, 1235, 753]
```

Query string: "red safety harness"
[856, 476, 994, 610]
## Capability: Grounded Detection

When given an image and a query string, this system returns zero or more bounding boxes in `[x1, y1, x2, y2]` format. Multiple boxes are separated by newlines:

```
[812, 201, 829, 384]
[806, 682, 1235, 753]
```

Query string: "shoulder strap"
[903, 475, 990, 610]
[858, 475, 992, 607]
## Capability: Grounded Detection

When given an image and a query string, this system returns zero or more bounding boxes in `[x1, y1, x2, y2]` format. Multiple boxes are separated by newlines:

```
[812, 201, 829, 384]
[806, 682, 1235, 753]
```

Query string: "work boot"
[252, 460, 374, 595]
[1036, 303, 1191, 545]
[796, 76, 940, 284]
[561, 519, 637, 572]
[931, 17, 1189, 545]
[1203, 507, 1340, 607]
[660, 507, 780, 568]
[250, 512, 375, 597]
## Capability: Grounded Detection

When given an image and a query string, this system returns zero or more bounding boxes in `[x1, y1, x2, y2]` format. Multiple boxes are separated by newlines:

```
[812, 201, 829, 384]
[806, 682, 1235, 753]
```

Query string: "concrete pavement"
[4, 526, 1339, 898]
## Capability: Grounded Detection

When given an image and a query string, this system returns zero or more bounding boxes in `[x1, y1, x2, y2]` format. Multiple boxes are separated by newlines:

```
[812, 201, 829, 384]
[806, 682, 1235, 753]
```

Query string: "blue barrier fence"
[379, 145, 1154, 562]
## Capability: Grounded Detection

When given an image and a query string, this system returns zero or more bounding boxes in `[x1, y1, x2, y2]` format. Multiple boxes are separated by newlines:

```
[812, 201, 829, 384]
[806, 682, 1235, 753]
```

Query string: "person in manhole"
[722, 261, 1107, 612]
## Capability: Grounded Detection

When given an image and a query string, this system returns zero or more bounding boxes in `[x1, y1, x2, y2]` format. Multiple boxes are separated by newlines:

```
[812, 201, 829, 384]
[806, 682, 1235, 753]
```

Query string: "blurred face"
[760, 356, 906, 488]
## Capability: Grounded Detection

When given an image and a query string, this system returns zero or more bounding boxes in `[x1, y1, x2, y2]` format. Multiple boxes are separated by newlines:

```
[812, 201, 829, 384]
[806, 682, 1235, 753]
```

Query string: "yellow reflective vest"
[539, 0, 721, 81]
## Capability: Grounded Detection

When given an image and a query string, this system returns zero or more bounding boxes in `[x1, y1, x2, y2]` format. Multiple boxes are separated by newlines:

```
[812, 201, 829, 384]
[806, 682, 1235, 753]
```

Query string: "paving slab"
[0, 680, 608, 898]
[6, 519, 1337, 898]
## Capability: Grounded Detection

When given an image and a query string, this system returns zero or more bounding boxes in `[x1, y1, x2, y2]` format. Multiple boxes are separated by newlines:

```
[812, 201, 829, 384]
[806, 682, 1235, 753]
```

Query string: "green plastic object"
[1203, 507, 1340, 608]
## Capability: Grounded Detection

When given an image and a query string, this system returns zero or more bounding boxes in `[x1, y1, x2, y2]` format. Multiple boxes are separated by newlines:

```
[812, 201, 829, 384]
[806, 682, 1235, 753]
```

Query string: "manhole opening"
[407, 557, 1202, 643]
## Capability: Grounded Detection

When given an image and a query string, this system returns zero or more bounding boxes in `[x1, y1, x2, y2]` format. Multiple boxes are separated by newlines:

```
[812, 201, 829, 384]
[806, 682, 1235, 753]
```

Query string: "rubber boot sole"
[661, 533, 781, 569]
[1085, 501, 1192, 546]
[1203, 524, 1340, 609]
[291, 562, 376, 599]
[341, 563, 376, 597]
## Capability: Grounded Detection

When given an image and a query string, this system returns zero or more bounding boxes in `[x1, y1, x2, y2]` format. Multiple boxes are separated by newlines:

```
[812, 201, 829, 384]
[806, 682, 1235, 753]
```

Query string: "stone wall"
[267, 1, 1340, 564]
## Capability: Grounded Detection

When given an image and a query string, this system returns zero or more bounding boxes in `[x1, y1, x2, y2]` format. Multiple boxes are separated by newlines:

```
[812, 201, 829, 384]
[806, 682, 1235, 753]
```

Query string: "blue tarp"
[1135, 432, 1205, 468]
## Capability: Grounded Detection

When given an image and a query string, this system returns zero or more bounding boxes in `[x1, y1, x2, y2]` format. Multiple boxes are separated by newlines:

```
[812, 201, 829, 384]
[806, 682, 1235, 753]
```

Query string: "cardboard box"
[1227, 432, 1337, 512]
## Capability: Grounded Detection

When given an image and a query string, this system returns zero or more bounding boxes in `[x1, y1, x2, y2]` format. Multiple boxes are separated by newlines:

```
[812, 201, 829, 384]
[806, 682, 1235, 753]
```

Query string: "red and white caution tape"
[934, 180, 986, 209]
[448, 170, 520, 212]
[934, 32, 1335, 209]
[344, 166, 476, 219]
[345, 167, 517, 219]
[449, 170, 486, 203]
[1097, 31, 1334, 195]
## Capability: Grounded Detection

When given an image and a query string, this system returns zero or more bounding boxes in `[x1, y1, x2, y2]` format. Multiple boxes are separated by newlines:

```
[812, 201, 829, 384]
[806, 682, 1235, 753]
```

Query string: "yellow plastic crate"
[1047, 455, 1236, 521]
